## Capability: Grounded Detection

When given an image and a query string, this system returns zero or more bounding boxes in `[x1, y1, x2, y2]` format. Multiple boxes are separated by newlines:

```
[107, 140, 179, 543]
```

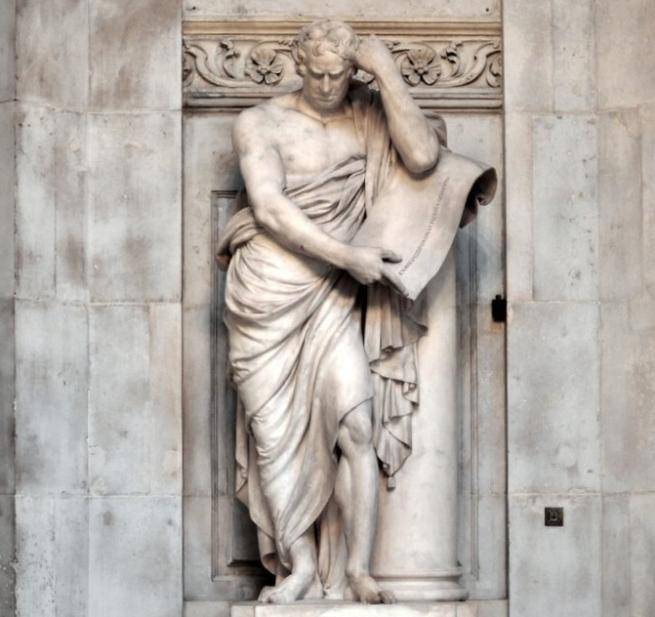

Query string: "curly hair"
[293, 20, 359, 65]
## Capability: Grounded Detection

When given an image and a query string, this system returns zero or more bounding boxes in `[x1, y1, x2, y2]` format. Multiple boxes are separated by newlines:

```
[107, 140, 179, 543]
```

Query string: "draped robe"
[218, 86, 449, 587]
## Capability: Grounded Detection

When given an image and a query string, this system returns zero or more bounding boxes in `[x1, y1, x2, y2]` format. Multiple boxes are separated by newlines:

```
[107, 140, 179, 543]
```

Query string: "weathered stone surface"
[89, 304, 149, 493]
[629, 494, 655, 616]
[0, 1, 15, 103]
[503, 0, 552, 111]
[54, 115, 87, 302]
[88, 496, 182, 617]
[229, 601, 506, 617]
[183, 305, 212, 497]
[183, 113, 240, 307]
[628, 289, 655, 332]
[458, 602, 507, 617]
[0, 104, 14, 298]
[509, 494, 601, 617]
[16, 0, 88, 108]
[15, 106, 56, 299]
[533, 115, 599, 301]
[232, 602, 458, 617]
[601, 494, 655, 617]
[469, 494, 506, 599]
[596, 0, 655, 109]
[599, 110, 642, 301]
[88, 112, 181, 302]
[15, 301, 88, 495]
[0, 495, 15, 617]
[642, 104, 655, 295]
[552, 0, 596, 112]
[600, 302, 655, 493]
[0, 301, 14, 496]
[149, 303, 183, 495]
[15, 107, 87, 301]
[15, 496, 88, 617]
[475, 306, 506, 497]
[504, 112, 533, 301]
[183, 496, 212, 600]
[90, 0, 181, 110]
[508, 302, 600, 493]
[184, 0, 500, 19]
[184, 495, 265, 602]
[601, 495, 631, 617]
[455, 301, 506, 586]
[89, 304, 181, 496]
[185, 601, 231, 617]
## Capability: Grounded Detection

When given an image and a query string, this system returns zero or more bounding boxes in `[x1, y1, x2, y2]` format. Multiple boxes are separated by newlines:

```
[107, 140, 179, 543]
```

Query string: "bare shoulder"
[233, 94, 301, 156]
[269, 92, 300, 111]
[232, 101, 278, 153]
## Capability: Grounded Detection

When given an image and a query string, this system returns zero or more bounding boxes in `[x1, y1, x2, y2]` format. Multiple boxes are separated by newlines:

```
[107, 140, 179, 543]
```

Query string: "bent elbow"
[409, 156, 438, 175]
[252, 203, 284, 234]
[405, 140, 440, 175]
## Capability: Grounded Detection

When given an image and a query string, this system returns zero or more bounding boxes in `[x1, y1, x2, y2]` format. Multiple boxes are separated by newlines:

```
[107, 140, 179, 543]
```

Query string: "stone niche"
[181, 17, 506, 616]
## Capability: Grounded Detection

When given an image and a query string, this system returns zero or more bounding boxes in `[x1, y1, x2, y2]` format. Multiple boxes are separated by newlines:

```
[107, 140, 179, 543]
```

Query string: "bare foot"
[348, 574, 396, 604]
[257, 586, 275, 603]
[304, 573, 324, 600]
[263, 569, 315, 604]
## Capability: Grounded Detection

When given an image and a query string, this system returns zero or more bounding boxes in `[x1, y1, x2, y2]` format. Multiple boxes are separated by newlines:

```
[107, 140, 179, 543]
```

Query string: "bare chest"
[272, 113, 365, 178]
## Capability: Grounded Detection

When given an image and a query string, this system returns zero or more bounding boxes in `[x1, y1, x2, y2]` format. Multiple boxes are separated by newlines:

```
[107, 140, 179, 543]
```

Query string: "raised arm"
[353, 37, 440, 174]
[233, 107, 407, 294]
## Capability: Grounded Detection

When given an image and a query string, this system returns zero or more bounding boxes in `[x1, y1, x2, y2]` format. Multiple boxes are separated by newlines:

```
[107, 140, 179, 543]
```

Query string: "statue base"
[231, 600, 508, 617]
[375, 573, 468, 601]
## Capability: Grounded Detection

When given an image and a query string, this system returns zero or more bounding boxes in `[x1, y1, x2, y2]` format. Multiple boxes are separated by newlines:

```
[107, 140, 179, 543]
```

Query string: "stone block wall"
[0, 1, 16, 614]
[504, 1, 655, 616]
[182, 0, 500, 20]
[1, 1, 654, 616]
[6, 1, 184, 616]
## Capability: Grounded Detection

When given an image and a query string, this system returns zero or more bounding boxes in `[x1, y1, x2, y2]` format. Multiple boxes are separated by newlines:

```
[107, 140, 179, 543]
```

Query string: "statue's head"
[293, 20, 359, 112]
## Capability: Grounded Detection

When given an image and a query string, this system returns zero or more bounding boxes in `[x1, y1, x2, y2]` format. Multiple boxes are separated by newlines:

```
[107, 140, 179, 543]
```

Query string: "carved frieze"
[183, 20, 502, 110]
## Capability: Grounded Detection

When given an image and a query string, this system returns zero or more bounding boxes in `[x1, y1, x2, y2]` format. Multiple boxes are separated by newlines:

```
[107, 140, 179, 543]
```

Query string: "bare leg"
[335, 401, 395, 604]
[259, 528, 318, 604]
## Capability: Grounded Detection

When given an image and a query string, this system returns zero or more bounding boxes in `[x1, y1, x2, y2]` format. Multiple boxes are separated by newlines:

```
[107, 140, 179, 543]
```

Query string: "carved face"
[299, 50, 354, 112]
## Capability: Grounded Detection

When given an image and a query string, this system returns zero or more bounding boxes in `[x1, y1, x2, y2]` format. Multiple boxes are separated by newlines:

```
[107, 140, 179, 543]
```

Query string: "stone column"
[371, 249, 467, 601]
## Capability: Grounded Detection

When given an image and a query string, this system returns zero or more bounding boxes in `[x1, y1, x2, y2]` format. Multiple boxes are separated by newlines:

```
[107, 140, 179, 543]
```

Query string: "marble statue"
[217, 19, 496, 605]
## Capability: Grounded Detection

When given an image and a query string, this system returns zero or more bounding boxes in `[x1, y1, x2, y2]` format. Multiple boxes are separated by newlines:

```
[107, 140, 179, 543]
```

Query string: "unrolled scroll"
[353, 149, 497, 300]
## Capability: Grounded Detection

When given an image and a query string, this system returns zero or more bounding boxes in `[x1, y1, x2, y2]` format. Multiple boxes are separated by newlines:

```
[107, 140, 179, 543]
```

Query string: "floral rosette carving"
[245, 44, 285, 85]
[401, 46, 441, 86]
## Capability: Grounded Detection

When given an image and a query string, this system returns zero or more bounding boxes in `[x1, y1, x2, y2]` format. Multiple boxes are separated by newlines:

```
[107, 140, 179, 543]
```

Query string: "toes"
[350, 578, 382, 604]
[266, 588, 290, 604]
[365, 591, 380, 604]
[267, 592, 284, 604]
[348, 575, 397, 605]
[258, 586, 275, 603]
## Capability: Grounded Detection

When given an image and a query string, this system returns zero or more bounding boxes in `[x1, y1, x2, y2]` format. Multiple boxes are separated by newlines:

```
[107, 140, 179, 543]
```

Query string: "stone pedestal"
[231, 600, 507, 617]
[371, 250, 467, 601]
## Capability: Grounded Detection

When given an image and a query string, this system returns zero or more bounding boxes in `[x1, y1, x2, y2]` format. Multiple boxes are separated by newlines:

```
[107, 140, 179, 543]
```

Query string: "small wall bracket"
[491, 294, 506, 323]
[544, 507, 564, 527]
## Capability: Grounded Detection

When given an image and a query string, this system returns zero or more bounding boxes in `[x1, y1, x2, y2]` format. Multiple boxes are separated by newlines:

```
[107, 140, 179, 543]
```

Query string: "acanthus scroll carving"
[182, 21, 503, 110]
[384, 40, 501, 89]
[183, 38, 501, 89]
